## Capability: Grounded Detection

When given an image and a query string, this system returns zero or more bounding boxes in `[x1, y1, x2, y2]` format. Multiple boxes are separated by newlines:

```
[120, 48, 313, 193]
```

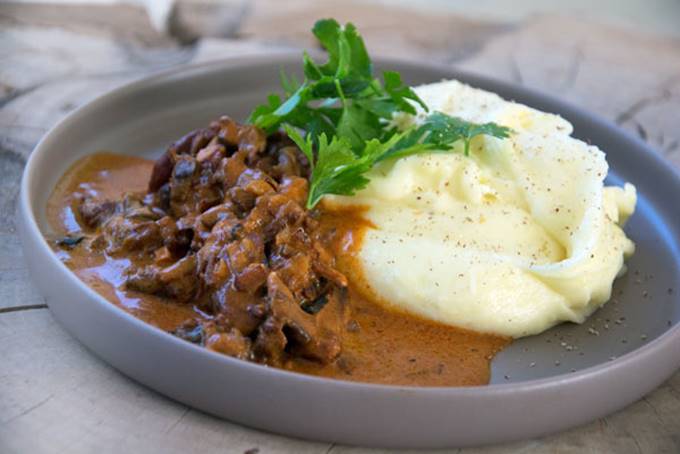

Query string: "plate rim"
[17, 54, 680, 448]
[19, 52, 680, 447]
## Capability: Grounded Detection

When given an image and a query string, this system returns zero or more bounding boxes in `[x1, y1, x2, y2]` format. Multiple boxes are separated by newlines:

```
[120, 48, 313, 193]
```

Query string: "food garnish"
[56, 235, 85, 249]
[249, 19, 512, 208]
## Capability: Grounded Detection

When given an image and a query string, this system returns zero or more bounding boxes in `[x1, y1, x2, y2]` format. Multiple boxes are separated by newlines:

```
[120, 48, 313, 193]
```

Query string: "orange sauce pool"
[47, 152, 510, 386]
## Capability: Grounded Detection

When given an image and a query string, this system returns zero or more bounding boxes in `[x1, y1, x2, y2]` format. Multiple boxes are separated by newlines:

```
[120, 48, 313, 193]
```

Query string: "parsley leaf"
[250, 19, 513, 208]
[415, 112, 512, 156]
[383, 71, 426, 115]
[249, 18, 428, 139]
[287, 112, 511, 209]
[286, 125, 372, 208]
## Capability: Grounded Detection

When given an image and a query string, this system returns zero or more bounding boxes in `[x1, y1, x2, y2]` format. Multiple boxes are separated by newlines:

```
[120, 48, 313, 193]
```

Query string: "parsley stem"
[335, 79, 346, 104]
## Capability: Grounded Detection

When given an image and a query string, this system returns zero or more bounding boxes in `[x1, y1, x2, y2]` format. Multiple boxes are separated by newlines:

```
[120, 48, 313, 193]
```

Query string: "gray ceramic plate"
[18, 54, 680, 448]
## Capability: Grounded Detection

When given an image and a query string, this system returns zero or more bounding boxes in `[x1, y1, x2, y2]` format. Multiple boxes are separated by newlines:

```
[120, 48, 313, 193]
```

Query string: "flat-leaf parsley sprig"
[248, 19, 512, 209]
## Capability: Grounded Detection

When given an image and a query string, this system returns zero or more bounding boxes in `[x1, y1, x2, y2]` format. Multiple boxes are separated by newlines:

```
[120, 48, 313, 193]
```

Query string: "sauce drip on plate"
[47, 152, 510, 386]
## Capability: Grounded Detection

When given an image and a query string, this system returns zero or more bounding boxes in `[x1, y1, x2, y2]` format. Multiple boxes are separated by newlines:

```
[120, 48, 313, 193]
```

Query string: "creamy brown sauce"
[47, 153, 198, 331]
[47, 152, 510, 386]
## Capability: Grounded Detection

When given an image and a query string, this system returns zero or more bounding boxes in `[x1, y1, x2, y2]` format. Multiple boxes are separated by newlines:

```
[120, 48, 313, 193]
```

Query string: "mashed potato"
[330, 80, 636, 338]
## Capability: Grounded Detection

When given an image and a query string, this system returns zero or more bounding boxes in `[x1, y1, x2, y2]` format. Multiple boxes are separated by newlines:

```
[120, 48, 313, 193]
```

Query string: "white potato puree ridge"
[329, 80, 636, 338]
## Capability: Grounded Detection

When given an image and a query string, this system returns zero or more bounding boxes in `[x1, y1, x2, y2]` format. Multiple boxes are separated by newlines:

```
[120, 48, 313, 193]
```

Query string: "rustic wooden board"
[1, 2, 679, 452]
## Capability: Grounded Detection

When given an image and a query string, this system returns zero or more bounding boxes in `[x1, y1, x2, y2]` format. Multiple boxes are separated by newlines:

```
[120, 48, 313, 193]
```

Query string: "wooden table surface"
[1, 2, 679, 452]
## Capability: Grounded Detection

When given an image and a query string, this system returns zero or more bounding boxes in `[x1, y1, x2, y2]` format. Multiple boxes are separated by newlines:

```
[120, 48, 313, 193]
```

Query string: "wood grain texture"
[1, 2, 679, 452]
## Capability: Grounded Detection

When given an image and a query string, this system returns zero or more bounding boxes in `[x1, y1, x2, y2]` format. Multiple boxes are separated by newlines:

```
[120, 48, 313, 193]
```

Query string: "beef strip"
[73, 117, 348, 366]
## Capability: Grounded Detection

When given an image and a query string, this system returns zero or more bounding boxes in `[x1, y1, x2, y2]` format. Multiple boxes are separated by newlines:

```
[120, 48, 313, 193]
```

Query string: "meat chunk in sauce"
[73, 116, 348, 366]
